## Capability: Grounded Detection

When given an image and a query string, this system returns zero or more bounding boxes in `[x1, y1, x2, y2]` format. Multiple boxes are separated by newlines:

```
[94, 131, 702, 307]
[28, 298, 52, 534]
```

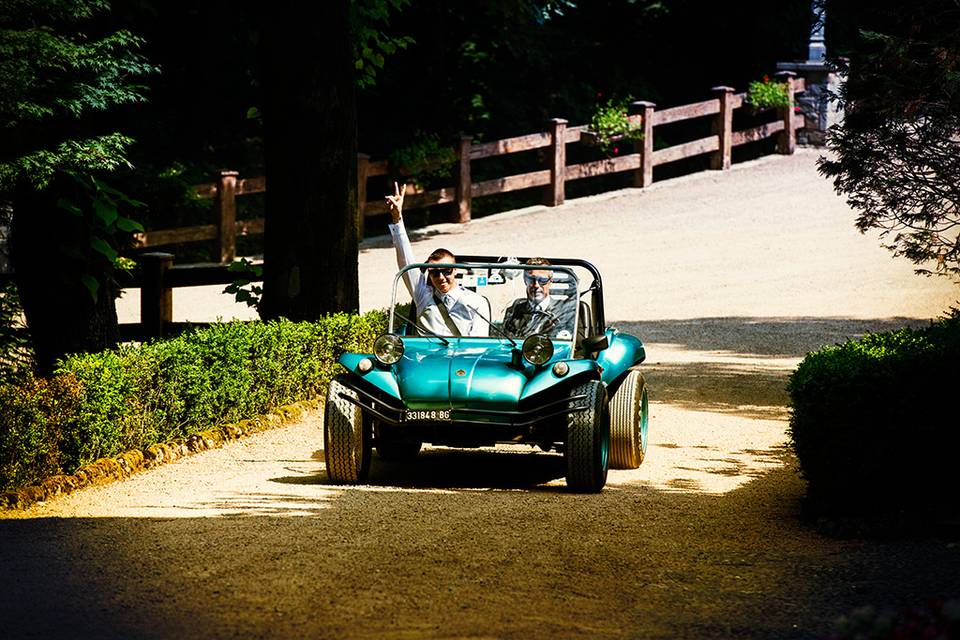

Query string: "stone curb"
[0, 398, 323, 511]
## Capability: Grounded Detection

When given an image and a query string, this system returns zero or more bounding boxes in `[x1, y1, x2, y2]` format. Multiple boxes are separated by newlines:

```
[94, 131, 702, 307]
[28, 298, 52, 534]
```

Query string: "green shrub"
[0, 311, 386, 490]
[0, 373, 80, 489]
[787, 311, 960, 514]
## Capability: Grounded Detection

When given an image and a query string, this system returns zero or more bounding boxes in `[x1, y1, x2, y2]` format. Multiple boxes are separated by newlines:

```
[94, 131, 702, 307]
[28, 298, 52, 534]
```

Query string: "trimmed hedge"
[0, 312, 386, 491]
[787, 311, 960, 514]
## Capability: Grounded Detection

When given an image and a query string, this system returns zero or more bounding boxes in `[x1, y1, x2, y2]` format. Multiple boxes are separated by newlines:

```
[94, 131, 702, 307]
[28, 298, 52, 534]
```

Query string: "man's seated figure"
[502, 258, 576, 339]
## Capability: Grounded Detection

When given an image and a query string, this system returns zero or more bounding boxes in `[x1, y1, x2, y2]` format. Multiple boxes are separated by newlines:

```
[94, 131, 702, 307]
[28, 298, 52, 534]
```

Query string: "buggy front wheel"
[565, 380, 610, 493]
[324, 376, 371, 484]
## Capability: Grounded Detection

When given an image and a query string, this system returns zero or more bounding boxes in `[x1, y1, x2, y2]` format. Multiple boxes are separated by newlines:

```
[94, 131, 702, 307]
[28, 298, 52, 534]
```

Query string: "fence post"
[710, 86, 735, 170]
[630, 101, 656, 187]
[215, 170, 238, 263]
[140, 252, 173, 340]
[775, 71, 797, 154]
[455, 135, 472, 223]
[356, 153, 369, 240]
[545, 118, 567, 206]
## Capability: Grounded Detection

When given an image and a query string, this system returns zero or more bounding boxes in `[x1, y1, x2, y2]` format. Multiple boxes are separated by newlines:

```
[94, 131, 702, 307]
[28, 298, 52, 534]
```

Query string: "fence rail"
[118, 252, 248, 340]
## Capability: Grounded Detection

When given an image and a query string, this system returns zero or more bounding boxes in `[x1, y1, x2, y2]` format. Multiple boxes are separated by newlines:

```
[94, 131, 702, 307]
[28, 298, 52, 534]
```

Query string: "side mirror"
[582, 334, 609, 353]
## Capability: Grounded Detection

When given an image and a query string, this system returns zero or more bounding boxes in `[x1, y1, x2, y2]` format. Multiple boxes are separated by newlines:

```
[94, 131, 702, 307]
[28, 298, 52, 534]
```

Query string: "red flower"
[763, 74, 770, 82]
[612, 146, 619, 154]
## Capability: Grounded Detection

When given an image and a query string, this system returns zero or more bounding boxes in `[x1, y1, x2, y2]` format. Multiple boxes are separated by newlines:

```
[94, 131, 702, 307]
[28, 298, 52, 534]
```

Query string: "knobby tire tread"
[566, 380, 609, 492]
[325, 378, 368, 483]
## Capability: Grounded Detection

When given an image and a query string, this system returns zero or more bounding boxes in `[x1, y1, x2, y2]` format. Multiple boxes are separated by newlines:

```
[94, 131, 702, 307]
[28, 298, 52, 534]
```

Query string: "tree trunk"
[259, 1, 359, 321]
[10, 182, 119, 377]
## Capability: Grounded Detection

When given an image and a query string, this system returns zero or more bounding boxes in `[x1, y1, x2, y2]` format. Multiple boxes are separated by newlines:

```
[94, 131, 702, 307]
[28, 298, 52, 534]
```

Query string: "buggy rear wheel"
[609, 369, 649, 469]
[324, 376, 371, 484]
[565, 380, 610, 493]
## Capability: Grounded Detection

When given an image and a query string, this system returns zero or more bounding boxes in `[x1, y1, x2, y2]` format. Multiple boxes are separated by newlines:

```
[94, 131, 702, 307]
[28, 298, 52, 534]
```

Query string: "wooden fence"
[18, 72, 804, 340]
[117, 252, 243, 341]
[135, 71, 806, 263]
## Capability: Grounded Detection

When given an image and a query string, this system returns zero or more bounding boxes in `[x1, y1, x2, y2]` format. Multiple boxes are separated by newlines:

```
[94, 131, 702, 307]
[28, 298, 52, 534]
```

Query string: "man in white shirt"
[385, 184, 488, 337]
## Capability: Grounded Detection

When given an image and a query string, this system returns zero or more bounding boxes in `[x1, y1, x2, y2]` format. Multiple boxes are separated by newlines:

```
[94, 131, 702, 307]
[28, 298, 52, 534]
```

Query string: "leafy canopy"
[819, 0, 960, 281]
[0, 0, 157, 189]
[351, 0, 415, 88]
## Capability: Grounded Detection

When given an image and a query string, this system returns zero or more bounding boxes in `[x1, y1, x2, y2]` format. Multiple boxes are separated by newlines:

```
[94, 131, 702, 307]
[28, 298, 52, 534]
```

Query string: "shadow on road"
[275, 448, 567, 491]
[613, 316, 932, 358]
[643, 360, 791, 418]
[607, 316, 937, 419]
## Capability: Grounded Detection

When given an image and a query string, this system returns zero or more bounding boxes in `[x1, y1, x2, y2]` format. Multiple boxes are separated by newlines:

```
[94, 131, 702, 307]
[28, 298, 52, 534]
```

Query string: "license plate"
[403, 409, 451, 422]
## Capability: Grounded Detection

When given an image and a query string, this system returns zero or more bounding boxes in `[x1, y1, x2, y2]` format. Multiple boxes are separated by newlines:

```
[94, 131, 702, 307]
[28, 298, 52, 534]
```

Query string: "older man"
[502, 257, 576, 339]
[386, 184, 488, 337]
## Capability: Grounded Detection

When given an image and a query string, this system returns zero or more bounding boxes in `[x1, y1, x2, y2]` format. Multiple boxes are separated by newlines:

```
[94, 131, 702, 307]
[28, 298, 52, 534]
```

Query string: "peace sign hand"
[385, 182, 406, 224]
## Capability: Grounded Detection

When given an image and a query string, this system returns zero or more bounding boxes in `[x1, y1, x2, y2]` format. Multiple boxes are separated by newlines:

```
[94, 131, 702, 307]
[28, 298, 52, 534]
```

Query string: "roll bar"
[400, 255, 606, 332]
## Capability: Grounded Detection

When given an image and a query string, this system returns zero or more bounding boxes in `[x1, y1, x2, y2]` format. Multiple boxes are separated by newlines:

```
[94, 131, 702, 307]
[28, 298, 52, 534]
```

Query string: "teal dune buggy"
[324, 257, 649, 492]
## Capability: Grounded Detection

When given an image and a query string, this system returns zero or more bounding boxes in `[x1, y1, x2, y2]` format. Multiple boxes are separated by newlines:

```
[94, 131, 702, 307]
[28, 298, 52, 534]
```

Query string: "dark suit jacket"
[502, 296, 576, 339]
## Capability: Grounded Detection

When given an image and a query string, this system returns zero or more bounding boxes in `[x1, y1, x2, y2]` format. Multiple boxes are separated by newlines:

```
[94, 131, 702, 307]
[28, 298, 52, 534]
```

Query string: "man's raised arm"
[385, 182, 417, 297]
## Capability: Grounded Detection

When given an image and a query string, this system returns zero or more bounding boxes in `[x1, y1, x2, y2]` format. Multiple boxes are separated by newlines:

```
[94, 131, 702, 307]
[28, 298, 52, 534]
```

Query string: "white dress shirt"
[388, 220, 488, 337]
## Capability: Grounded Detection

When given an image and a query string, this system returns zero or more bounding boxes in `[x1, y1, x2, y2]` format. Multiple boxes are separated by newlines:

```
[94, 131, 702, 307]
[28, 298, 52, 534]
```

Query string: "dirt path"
[3, 150, 959, 639]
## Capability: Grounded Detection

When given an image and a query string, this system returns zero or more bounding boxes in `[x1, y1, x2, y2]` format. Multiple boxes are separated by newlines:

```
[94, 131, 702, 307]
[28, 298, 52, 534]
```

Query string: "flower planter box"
[580, 130, 629, 148]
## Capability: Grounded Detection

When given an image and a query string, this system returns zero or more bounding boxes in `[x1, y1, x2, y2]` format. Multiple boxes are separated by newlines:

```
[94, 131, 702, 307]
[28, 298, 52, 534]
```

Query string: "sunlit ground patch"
[606, 403, 789, 495]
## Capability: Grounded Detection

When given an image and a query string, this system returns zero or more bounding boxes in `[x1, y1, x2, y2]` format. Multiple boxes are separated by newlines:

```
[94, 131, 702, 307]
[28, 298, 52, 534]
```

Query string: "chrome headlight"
[373, 334, 404, 365]
[522, 334, 554, 366]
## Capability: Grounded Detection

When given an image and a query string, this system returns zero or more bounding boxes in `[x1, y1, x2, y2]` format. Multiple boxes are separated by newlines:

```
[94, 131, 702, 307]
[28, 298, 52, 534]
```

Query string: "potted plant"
[581, 97, 644, 157]
[745, 75, 790, 112]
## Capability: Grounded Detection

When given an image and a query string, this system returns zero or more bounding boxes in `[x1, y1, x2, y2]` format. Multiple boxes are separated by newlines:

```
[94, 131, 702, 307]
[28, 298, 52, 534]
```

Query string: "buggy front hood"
[394, 340, 527, 409]
[340, 338, 582, 410]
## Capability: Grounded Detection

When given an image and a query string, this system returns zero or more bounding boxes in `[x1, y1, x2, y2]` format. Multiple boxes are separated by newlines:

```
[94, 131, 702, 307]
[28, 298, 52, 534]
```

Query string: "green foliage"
[224, 258, 263, 310]
[745, 75, 790, 111]
[389, 132, 457, 188]
[819, 0, 960, 280]
[0, 312, 388, 490]
[0, 279, 32, 382]
[589, 98, 642, 156]
[351, 0, 415, 88]
[0, 0, 157, 189]
[787, 310, 960, 514]
[1, 134, 137, 190]
[0, 372, 80, 490]
[56, 171, 145, 301]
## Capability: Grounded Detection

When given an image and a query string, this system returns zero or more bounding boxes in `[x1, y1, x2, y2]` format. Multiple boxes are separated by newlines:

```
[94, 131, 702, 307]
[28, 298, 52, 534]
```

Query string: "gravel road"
[2, 150, 958, 639]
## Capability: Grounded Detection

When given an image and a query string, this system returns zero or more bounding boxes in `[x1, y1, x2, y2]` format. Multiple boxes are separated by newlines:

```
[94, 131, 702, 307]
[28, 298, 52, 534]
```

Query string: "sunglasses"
[427, 267, 455, 277]
[523, 274, 552, 286]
